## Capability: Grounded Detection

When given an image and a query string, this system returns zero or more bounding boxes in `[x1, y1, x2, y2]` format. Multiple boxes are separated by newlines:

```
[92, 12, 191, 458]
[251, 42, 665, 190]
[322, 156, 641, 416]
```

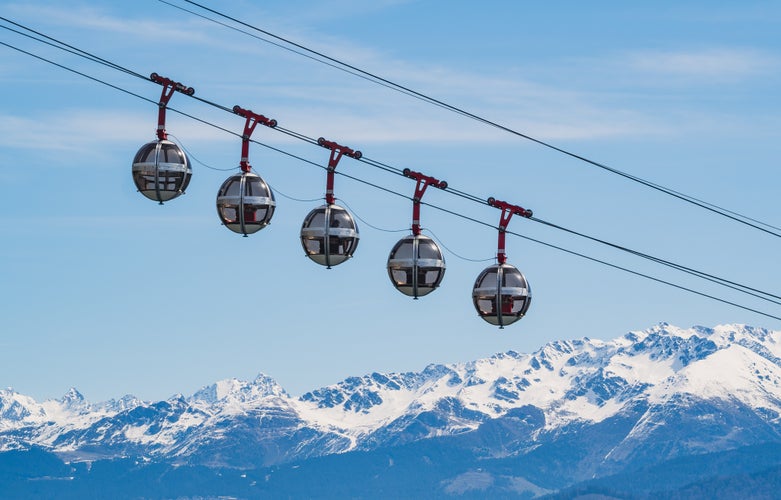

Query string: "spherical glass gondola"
[216, 171, 275, 236]
[387, 234, 446, 298]
[300, 204, 359, 268]
[472, 263, 531, 327]
[131, 139, 192, 203]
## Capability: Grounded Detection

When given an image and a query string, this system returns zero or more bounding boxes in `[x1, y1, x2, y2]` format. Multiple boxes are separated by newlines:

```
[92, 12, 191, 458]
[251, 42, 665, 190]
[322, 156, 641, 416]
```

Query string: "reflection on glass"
[216, 173, 275, 234]
[132, 141, 191, 203]
[300, 205, 359, 266]
[393, 242, 413, 260]
[305, 211, 326, 229]
[471, 264, 531, 326]
[161, 143, 184, 163]
[503, 270, 527, 288]
[418, 240, 439, 259]
[133, 143, 157, 163]
[386, 235, 446, 297]
[332, 211, 352, 228]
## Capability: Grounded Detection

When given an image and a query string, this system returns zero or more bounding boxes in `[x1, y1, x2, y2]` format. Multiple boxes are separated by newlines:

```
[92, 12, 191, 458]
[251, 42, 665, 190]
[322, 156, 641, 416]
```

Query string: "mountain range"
[1, 322, 780, 498]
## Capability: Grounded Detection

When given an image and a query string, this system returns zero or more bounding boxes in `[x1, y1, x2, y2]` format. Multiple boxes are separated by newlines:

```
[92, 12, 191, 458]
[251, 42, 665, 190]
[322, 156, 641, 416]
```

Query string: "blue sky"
[1, 1, 779, 402]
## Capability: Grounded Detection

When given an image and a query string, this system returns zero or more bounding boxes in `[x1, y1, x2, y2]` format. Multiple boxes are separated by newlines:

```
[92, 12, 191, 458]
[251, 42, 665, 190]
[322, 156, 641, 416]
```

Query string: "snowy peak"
[626, 330, 718, 368]
[300, 371, 418, 412]
[190, 373, 289, 407]
[632, 322, 776, 347]
[0, 389, 45, 425]
[0, 387, 94, 429]
[295, 323, 781, 440]
[250, 373, 289, 398]
[59, 387, 86, 408]
[626, 323, 780, 368]
[1, 323, 779, 468]
[100, 394, 143, 413]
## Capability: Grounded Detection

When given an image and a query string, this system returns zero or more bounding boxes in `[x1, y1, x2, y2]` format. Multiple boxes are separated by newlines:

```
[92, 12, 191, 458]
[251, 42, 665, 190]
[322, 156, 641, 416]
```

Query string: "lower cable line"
[1, 31, 779, 322]
[531, 217, 781, 306]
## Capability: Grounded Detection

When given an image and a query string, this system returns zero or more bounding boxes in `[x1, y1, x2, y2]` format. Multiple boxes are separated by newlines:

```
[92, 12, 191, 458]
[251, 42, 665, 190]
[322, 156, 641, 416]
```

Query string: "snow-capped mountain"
[1, 323, 780, 475]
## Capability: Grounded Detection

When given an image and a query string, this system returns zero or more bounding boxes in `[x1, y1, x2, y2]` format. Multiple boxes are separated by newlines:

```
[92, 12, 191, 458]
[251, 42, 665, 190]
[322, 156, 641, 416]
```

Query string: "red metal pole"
[233, 106, 277, 172]
[403, 169, 447, 235]
[487, 197, 533, 264]
[150, 73, 194, 141]
[317, 138, 361, 205]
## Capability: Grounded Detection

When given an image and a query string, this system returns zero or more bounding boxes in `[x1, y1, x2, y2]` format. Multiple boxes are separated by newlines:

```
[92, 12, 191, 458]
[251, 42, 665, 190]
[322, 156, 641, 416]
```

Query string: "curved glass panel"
[132, 140, 191, 203]
[386, 235, 446, 298]
[302, 208, 328, 232]
[245, 177, 270, 196]
[220, 178, 241, 197]
[390, 239, 414, 260]
[472, 264, 531, 326]
[502, 267, 528, 288]
[216, 172, 275, 235]
[330, 208, 357, 230]
[420, 268, 443, 286]
[418, 239, 442, 259]
[218, 205, 239, 223]
[475, 270, 498, 289]
[300, 205, 359, 267]
[303, 237, 323, 255]
[133, 142, 158, 164]
[160, 143, 186, 164]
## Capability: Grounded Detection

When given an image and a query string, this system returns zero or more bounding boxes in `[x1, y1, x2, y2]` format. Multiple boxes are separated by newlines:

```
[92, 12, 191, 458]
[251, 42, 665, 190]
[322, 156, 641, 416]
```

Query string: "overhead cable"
[1, 21, 775, 304]
[168, 0, 781, 239]
[1, 27, 779, 321]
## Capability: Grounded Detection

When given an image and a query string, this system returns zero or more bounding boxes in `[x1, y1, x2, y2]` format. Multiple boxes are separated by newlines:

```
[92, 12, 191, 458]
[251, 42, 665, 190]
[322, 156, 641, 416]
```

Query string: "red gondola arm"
[150, 73, 194, 141]
[403, 169, 447, 236]
[318, 137, 362, 205]
[487, 197, 533, 264]
[233, 106, 277, 172]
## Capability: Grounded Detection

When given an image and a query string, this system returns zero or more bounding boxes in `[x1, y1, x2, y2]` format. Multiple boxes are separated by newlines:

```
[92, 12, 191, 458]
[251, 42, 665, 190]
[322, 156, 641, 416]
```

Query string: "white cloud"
[625, 48, 778, 81]
[4, 4, 753, 151]
[0, 109, 231, 159]
[0, 111, 136, 152]
[5, 3, 209, 44]
[274, 0, 419, 24]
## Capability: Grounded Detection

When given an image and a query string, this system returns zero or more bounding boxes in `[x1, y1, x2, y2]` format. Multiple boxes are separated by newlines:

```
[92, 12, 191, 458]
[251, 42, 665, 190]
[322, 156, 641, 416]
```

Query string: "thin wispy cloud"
[269, 0, 419, 25]
[0, 111, 149, 152]
[4, 4, 764, 150]
[1, 3, 666, 144]
[625, 48, 778, 82]
[5, 3, 209, 44]
[190, 15, 678, 143]
[0, 214, 208, 228]
[266, 58, 668, 143]
[0, 110, 230, 159]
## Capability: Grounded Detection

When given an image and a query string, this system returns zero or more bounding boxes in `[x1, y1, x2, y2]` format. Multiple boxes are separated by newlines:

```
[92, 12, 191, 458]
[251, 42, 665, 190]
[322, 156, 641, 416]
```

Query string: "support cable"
[532, 217, 781, 305]
[169, 0, 781, 239]
[1, 34, 779, 320]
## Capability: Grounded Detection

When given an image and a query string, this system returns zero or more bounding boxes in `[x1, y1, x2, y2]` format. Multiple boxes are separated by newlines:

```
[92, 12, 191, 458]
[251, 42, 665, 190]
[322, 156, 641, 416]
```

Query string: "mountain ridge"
[1, 322, 779, 476]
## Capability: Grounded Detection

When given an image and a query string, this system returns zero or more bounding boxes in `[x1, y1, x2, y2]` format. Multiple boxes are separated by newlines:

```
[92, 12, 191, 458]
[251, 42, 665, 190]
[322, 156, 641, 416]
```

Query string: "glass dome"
[216, 171, 275, 235]
[132, 140, 192, 203]
[472, 263, 531, 327]
[300, 204, 359, 268]
[387, 234, 446, 298]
